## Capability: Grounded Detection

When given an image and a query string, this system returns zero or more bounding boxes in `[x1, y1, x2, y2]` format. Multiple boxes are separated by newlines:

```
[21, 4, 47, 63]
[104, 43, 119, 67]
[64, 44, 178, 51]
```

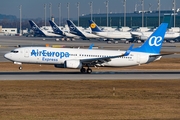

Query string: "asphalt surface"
[0, 36, 180, 80]
[0, 71, 180, 80]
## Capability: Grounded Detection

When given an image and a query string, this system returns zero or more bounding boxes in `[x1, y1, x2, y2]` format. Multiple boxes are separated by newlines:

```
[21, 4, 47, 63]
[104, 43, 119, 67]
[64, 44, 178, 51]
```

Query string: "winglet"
[88, 43, 94, 49]
[124, 44, 134, 56]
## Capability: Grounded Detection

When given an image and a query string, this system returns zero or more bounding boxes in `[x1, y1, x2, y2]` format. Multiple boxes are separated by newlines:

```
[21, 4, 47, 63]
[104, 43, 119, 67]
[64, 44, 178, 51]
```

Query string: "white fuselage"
[42, 30, 62, 37]
[4, 47, 159, 68]
[131, 31, 180, 40]
[70, 27, 100, 39]
[64, 32, 79, 38]
[93, 31, 132, 40]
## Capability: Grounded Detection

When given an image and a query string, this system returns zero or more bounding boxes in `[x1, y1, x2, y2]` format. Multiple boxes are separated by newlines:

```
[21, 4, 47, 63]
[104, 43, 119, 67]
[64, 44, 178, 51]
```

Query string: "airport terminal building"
[79, 9, 180, 28]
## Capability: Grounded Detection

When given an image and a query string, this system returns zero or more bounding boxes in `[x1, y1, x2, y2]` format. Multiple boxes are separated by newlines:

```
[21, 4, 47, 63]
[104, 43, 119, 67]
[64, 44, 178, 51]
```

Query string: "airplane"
[131, 31, 180, 43]
[4, 23, 169, 74]
[29, 20, 61, 37]
[66, 20, 100, 40]
[89, 20, 133, 42]
[49, 20, 80, 40]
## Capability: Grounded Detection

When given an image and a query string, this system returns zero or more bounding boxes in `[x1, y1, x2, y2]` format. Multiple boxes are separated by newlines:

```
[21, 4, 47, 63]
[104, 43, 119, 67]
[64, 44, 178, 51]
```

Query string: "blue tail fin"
[29, 20, 45, 36]
[49, 20, 64, 35]
[88, 20, 102, 32]
[132, 23, 168, 54]
[66, 20, 86, 38]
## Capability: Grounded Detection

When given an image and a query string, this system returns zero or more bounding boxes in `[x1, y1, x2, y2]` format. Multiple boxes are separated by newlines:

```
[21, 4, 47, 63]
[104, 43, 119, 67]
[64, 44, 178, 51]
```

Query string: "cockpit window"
[11, 50, 19, 53]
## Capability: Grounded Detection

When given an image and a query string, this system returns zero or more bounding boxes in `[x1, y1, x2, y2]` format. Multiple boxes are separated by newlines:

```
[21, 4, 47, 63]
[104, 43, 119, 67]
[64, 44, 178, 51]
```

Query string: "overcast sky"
[0, 0, 179, 20]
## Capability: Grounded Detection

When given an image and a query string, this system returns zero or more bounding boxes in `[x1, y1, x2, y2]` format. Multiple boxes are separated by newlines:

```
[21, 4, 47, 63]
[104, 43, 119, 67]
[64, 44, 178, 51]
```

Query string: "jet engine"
[54, 60, 82, 69]
[64, 60, 82, 69]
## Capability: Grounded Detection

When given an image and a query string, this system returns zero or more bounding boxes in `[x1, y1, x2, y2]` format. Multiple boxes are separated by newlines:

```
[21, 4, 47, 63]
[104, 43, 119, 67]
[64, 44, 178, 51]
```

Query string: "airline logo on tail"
[149, 36, 163, 47]
[90, 23, 96, 29]
[29, 20, 39, 31]
[88, 20, 102, 32]
[52, 25, 59, 31]
[69, 25, 76, 31]
[32, 26, 38, 31]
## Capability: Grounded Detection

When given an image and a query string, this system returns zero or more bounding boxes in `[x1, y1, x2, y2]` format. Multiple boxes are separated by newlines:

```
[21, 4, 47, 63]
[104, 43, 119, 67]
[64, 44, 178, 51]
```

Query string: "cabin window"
[11, 50, 19, 53]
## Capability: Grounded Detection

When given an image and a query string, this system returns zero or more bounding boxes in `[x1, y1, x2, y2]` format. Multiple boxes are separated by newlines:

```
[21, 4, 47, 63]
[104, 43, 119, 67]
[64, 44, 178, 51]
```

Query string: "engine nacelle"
[140, 35, 148, 41]
[64, 60, 82, 69]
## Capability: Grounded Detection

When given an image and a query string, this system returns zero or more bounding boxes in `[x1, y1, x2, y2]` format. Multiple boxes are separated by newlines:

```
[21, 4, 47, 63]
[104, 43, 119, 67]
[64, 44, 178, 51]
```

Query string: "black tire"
[87, 68, 92, 74]
[19, 66, 22, 70]
[80, 68, 86, 73]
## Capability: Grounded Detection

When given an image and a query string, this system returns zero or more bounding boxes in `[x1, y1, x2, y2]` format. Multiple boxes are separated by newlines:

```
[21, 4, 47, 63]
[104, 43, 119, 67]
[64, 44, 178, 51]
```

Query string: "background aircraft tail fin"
[49, 20, 64, 35]
[29, 20, 45, 36]
[66, 20, 86, 38]
[29, 20, 40, 31]
[89, 20, 102, 32]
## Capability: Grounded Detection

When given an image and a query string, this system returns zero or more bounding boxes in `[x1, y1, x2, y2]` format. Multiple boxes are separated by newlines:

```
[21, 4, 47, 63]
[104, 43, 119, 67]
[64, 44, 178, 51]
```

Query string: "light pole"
[149, 3, 152, 11]
[141, 0, 144, 27]
[89, 2, 93, 20]
[173, 0, 176, 27]
[77, 2, 80, 26]
[49, 3, 52, 20]
[134, 4, 138, 12]
[123, 0, 126, 27]
[105, 1, 109, 27]
[58, 3, 61, 26]
[19, 5, 22, 36]
[158, 0, 160, 25]
[67, 3, 70, 20]
[44, 4, 46, 26]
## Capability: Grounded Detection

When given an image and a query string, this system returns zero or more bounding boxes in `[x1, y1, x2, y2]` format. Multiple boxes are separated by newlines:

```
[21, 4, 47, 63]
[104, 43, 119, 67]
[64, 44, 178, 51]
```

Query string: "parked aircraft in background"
[66, 20, 100, 40]
[131, 31, 180, 43]
[4, 23, 170, 73]
[29, 20, 61, 37]
[89, 20, 133, 43]
[49, 20, 80, 41]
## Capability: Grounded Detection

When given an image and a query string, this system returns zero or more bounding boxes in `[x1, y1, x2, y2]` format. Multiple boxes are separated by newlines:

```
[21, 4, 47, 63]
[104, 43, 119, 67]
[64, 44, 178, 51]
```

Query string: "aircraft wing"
[80, 55, 122, 65]
[80, 44, 133, 65]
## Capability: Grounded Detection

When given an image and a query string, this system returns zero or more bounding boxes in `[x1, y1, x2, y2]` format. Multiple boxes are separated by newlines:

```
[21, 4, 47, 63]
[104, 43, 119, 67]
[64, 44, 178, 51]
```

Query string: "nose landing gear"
[19, 66, 23, 70]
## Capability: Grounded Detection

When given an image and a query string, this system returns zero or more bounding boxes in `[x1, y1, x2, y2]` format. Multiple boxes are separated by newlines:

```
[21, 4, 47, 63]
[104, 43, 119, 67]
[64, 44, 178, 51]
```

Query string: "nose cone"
[4, 53, 11, 60]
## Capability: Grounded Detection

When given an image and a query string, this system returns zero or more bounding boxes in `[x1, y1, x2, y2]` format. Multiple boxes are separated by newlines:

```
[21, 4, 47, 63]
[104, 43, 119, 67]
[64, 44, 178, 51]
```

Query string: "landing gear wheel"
[19, 66, 22, 70]
[80, 68, 86, 73]
[87, 68, 92, 74]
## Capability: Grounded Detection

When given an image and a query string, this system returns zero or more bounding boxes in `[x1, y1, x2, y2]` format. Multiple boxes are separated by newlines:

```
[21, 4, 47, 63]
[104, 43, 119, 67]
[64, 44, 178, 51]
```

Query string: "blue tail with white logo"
[132, 23, 168, 54]
[29, 20, 45, 36]
[66, 20, 86, 39]
[88, 20, 102, 32]
[49, 20, 64, 36]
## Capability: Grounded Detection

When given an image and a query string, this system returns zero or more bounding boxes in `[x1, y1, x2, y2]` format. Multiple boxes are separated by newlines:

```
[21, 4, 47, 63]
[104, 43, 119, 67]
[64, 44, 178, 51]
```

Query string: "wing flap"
[80, 44, 134, 65]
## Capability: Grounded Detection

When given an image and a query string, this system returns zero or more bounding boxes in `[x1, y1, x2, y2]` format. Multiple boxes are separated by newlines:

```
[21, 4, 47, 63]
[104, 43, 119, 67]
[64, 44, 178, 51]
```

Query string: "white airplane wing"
[80, 44, 133, 65]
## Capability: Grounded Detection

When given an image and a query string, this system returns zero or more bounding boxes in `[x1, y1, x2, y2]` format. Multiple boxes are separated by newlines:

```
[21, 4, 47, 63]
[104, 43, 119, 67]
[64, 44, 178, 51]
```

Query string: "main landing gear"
[80, 67, 92, 74]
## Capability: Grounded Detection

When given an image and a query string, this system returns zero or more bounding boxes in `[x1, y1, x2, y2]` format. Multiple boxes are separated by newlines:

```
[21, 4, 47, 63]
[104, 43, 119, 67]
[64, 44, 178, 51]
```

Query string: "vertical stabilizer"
[132, 23, 168, 54]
